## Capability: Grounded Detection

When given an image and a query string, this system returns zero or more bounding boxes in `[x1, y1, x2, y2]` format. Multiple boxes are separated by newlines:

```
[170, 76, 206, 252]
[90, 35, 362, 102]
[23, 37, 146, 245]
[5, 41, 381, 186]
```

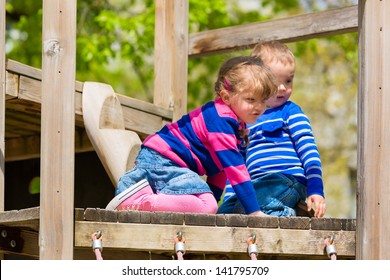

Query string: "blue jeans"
[217, 173, 306, 216]
[116, 147, 212, 196]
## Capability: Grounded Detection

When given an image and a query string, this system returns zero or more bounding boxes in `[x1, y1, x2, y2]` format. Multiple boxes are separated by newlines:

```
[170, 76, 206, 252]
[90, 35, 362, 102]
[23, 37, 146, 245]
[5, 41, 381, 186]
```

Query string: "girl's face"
[265, 60, 295, 108]
[221, 89, 268, 124]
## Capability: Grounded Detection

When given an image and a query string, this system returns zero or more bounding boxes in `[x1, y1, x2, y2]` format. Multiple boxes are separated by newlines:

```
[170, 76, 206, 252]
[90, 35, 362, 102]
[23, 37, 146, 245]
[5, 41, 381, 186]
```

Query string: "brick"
[225, 214, 248, 227]
[151, 212, 184, 224]
[340, 219, 356, 231]
[279, 217, 310, 229]
[140, 211, 152, 224]
[84, 208, 100, 221]
[216, 214, 227, 226]
[74, 208, 85, 221]
[247, 216, 279, 228]
[184, 213, 216, 226]
[311, 218, 342, 231]
[170, 213, 185, 225]
[117, 210, 140, 223]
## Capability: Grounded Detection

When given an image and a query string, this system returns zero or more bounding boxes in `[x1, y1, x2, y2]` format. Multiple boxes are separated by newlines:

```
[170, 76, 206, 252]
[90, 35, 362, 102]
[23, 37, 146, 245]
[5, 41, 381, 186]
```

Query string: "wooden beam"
[0, 0, 5, 212]
[40, 0, 76, 260]
[0, 229, 39, 258]
[3, 61, 173, 161]
[154, 0, 188, 121]
[0, 207, 39, 231]
[5, 131, 94, 162]
[0, 208, 357, 259]
[0, 207, 39, 258]
[6, 59, 173, 119]
[5, 62, 172, 132]
[357, 0, 390, 259]
[75, 221, 355, 257]
[189, 5, 358, 58]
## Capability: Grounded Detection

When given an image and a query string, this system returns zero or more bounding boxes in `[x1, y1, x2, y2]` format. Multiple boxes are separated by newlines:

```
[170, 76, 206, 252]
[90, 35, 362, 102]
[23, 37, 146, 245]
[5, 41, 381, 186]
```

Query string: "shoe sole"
[106, 179, 149, 210]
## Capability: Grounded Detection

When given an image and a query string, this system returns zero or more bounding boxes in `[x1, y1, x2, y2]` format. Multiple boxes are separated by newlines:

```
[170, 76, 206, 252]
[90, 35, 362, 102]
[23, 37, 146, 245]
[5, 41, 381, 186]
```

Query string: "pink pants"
[117, 184, 218, 214]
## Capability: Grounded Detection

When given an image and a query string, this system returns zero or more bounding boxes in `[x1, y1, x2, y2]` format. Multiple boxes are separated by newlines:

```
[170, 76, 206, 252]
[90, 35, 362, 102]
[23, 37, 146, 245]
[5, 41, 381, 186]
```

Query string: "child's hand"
[248, 210, 269, 217]
[307, 195, 326, 218]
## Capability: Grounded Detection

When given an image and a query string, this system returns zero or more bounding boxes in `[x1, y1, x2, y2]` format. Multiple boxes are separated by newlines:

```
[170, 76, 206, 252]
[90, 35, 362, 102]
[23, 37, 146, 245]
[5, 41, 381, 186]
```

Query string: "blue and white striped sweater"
[224, 101, 324, 200]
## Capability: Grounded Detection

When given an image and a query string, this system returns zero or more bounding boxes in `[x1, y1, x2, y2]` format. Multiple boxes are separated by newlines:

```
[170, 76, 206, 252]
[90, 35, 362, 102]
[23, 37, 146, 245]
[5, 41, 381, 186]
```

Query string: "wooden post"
[154, 0, 188, 121]
[40, 0, 76, 259]
[357, 0, 390, 259]
[0, 0, 5, 212]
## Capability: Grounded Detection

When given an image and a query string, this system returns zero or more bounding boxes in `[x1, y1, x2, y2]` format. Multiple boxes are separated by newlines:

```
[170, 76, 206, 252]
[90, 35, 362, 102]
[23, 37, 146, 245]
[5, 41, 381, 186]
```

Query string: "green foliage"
[5, 1, 42, 67]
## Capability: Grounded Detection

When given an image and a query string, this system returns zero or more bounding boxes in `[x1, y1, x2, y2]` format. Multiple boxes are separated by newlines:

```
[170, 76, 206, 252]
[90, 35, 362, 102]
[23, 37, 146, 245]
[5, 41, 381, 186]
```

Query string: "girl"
[219, 42, 326, 217]
[106, 56, 277, 216]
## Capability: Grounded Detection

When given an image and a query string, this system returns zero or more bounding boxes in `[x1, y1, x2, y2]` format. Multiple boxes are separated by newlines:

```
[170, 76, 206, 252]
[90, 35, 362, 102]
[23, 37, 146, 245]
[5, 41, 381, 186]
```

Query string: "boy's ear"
[220, 90, 231, 105]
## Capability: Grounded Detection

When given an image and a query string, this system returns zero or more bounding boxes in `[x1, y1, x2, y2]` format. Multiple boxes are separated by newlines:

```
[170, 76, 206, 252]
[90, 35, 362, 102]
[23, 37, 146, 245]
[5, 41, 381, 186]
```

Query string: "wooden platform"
[0, 207, 356, 260]
[4, 59, 173, 162]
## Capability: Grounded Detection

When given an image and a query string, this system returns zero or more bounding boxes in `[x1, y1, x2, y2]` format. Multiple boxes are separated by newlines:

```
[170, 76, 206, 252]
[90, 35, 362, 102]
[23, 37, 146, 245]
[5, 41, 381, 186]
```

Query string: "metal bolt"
[252, 234, 257, 243]
[1, 230, 7, 238]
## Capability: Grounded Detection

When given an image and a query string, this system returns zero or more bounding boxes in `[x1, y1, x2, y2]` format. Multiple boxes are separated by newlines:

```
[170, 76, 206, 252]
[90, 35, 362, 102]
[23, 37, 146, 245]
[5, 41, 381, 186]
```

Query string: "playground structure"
[0, 0, 389, 260]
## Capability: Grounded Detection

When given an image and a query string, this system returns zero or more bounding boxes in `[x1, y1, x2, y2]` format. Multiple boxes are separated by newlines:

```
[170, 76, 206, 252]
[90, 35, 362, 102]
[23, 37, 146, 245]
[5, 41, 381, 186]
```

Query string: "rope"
[247, 234, 259, 260]
[174, 231, 186, 260]
[91, 230, 103, 260]
[324, 235, 337, 260]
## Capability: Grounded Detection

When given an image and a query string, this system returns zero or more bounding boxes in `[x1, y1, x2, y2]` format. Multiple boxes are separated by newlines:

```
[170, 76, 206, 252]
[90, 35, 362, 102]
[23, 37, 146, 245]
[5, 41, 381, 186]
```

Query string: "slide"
[82, 82, 142, 187]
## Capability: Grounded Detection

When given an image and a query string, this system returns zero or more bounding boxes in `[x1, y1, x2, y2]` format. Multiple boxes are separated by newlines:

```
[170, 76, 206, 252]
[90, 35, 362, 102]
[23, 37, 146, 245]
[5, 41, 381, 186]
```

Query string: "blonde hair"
[251, 41, 295, 67]
[215, 56, 277, 100]
[214, 56, 278, 146]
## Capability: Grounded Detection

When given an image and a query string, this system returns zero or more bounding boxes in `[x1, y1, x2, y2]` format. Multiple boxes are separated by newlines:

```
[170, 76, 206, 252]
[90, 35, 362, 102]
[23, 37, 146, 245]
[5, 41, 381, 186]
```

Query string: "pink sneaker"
[106, 179, 151, 210]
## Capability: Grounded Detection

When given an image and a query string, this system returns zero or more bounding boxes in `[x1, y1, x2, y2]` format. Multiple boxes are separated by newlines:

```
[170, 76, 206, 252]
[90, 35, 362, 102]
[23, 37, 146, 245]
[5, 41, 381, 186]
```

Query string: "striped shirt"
[225, 101, 324, 200]
[143, 97, 260, 214]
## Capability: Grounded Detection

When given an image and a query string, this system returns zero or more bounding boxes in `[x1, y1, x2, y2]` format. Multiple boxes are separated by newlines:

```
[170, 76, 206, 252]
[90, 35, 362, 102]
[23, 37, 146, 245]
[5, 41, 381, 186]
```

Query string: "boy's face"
[265, 60, 295, 108]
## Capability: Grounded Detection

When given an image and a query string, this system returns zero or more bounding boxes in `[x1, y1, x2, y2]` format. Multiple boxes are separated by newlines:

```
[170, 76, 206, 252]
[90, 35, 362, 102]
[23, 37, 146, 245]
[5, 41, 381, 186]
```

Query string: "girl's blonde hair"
[214, 56, 278, 146]
[214, 56, 277, 100]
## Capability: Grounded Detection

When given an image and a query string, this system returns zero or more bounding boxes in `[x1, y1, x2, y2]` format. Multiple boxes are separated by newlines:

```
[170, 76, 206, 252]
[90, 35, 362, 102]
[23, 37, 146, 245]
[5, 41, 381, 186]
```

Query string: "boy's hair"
[251, 41, 295, 66]
[214, 56, 277, 102]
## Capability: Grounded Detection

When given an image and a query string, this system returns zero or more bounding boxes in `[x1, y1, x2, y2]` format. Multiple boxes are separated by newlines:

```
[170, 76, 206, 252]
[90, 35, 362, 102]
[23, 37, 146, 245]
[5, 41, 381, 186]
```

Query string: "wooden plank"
[6, 59, 42, 81]
[5, 72, 18, 100]
[154, 0, 188, 121]
[75, 221, 355, 257]
[7, 59, 85, 93]
[0, 207, 39, 231]
[6, 59, 172, 119]
[6, 114, 41, 133]
[73, 248, 172, 260]
[40, 0, 76, 260]
[189, 5, 358, 58]
[357, 0, 390, 259]
[117, 94, 172, 120]
[0, 208, 357, 259]
[0, 208, 39, 258]
[0, 0, 5, 212]
[5, 131, 94, 162]
[5, 68, 171, 131]
[0, 229, 39, 258]
[19, 230, 39, 258]
[3, 67, 170, 161]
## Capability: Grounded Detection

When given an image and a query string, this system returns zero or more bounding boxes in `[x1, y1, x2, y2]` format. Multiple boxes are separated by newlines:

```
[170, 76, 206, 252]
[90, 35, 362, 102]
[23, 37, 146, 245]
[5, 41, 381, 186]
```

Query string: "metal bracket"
[0, 225, 24, 253]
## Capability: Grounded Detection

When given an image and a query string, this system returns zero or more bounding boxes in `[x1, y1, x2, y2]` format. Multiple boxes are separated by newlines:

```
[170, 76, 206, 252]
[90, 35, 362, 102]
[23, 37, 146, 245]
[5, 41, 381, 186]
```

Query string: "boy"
[218, 41, 326, 218]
